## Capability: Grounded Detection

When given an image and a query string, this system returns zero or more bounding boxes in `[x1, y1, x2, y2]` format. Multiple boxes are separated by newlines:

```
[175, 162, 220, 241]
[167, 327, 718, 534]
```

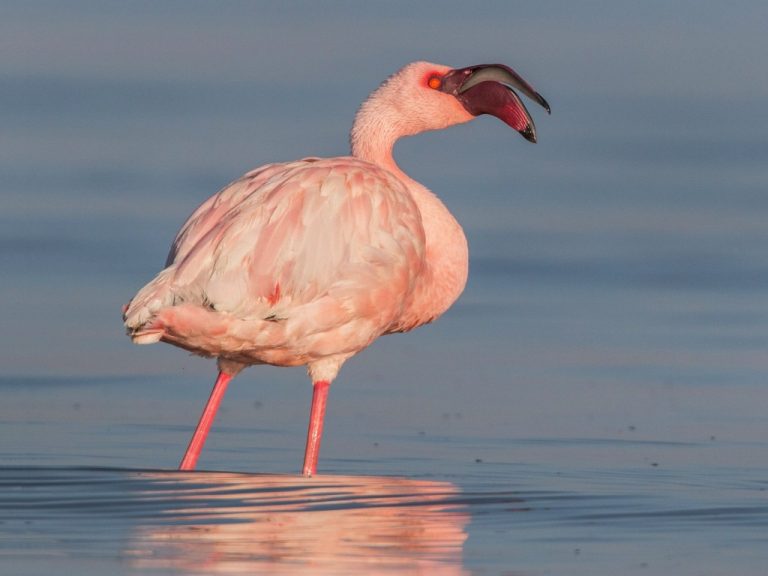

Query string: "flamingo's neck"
[350, 103, 469, 328]
[350, 97, 401, 173]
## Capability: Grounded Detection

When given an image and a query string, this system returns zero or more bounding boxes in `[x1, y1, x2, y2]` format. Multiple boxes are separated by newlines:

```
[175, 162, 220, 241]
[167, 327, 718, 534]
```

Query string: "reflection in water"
[125, 472, 469, 575]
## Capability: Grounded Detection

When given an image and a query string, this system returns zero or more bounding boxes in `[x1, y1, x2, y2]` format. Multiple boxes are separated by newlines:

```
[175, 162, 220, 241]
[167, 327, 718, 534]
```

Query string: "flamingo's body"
[124, 61, 549, 476]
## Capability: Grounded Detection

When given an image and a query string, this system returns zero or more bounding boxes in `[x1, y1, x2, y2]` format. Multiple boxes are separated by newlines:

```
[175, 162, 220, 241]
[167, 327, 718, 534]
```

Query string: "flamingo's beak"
[441, 64, 550, 143]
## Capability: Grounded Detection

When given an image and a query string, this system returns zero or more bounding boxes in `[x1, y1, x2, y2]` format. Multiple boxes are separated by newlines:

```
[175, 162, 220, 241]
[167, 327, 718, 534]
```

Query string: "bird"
[123, 60, 549, 477]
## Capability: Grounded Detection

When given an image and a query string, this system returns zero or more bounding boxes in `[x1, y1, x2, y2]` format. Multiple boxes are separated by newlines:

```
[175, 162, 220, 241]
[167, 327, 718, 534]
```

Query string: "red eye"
[427, 75, 442, 90]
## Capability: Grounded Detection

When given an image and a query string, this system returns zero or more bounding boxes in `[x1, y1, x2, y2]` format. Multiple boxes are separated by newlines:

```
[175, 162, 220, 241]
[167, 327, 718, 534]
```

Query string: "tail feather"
[123, 268, 176, 343]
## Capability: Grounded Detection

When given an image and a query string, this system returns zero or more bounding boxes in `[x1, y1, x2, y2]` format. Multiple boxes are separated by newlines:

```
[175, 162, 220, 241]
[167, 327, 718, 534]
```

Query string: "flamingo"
[123, 61, 549, 476]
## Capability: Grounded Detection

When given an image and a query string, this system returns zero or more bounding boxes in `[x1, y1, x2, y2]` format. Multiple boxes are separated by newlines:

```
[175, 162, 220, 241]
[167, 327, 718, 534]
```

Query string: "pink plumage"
[123, 61, 549, 476]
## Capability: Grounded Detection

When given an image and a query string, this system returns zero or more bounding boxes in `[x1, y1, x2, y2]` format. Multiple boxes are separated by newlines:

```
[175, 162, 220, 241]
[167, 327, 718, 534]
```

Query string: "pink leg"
[302, 380, 330, 477]
[179, 371, 233, 471]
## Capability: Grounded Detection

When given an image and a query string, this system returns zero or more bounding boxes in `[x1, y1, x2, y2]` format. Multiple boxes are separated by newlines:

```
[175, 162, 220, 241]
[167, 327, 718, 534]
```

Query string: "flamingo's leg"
[179, 371, 233, 471]
[302, 380, 330, 477]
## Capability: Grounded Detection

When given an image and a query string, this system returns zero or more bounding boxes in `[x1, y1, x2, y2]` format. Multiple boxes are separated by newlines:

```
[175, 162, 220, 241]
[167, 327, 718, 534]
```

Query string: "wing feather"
[165, 157, 425, 335]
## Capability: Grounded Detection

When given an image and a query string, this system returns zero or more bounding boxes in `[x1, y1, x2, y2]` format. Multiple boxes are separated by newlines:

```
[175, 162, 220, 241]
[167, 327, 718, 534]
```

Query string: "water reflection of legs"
[126, 472, 470, 575]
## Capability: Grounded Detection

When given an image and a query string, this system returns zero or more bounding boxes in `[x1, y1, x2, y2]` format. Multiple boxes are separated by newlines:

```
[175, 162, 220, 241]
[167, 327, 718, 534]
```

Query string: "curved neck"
[350, 112, 469, 327]
[350, 99, 402, 173]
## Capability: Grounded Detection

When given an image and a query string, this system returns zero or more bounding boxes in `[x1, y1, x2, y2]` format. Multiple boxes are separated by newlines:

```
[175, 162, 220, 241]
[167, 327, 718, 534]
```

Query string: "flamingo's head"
[352, 61, 549, 160]
[361, 62, 550, 142]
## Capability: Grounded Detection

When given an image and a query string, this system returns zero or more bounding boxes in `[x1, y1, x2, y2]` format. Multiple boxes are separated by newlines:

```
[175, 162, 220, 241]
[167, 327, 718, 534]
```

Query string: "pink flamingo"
[123, 61, 549, 476]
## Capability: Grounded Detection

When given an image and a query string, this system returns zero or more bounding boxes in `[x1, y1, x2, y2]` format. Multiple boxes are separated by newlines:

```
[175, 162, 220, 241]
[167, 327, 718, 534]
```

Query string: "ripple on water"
[0, 467, 470, 575]
[2, 464, 768, 575]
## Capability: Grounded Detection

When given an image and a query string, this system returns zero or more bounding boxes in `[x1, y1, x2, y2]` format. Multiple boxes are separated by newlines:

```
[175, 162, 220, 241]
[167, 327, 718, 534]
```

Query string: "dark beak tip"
[521, 126, 537, 143]
[535, 93, 551, 115]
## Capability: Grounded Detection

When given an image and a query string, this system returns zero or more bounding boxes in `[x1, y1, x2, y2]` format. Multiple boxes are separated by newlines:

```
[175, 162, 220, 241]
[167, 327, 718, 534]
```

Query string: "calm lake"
[2, 2, 767, 574]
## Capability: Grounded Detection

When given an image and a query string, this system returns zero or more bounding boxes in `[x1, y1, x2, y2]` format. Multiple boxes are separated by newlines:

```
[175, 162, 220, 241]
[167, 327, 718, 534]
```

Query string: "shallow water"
[2, 373, 767, 574]
[2, 461, 767, 575]
[2, 1, 768, 574]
